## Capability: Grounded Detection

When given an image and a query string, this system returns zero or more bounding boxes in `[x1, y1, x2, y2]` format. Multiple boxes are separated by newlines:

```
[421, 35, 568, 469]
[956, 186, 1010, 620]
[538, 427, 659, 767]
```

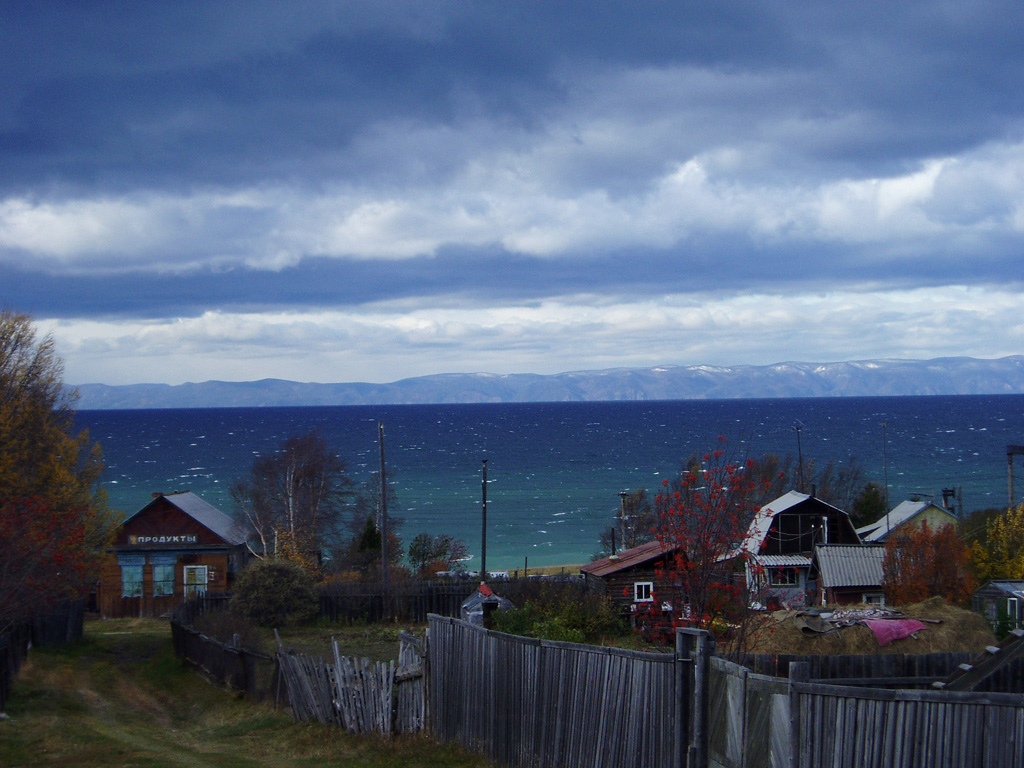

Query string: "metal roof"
[856, 500, 955, 543]
[124, 491, 248, 546]
[813, 544, 885, 589]
[580, 539, 675, 578]
[750, 554, 812, 568]
[739, 490, 849, 554]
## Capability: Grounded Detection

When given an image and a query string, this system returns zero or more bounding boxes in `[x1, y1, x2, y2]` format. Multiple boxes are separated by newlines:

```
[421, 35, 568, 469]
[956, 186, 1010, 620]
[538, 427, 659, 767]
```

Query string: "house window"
[769, 567, 799, 586]
[634, 582, 654, 603]
[121, 565, 143, 598]
[1009, 597, 1019, 627]
[153, 563, 175, 597]
[864, 593, 886, 606]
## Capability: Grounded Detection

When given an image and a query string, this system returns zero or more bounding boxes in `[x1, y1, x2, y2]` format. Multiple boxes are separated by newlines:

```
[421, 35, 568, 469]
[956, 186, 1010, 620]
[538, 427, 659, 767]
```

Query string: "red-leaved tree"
[882, 520, 976, 606]
[650, 439, 770, 636]
[0, 497, 100, 633]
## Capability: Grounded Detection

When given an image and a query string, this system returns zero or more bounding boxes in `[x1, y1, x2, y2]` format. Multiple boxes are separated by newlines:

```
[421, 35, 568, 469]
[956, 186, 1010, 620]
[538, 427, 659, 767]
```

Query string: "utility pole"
[481, 459, 488, 581]
[379, 421, 389, 590]
[793, 421, 805, 493]
[881, 421, 890, 510]
[618, 490, 628, 553]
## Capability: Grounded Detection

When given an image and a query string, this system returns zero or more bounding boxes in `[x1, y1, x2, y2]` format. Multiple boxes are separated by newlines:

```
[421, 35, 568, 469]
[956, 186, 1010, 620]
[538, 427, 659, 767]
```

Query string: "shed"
[810, 543, 886, 607]
[98, 491, 250, 618]
[972, 581, 1024, 630]
[461, 582, 513, 626]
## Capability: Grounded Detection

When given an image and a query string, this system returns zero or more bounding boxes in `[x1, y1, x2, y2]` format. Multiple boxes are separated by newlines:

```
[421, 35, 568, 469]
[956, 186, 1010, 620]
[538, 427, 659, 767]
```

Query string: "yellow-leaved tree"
[970, 504, 1024, 583]
[0, 310, 116, 629]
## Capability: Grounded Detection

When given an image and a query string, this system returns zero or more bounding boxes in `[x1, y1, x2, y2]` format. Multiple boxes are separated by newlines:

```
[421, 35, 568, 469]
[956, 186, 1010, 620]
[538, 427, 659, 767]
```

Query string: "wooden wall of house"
[98, 551, 230, 618]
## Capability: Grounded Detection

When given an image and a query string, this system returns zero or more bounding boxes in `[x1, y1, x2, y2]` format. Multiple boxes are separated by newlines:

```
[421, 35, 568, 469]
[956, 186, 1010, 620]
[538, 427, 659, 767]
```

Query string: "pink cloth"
[861, 618, 929, 646]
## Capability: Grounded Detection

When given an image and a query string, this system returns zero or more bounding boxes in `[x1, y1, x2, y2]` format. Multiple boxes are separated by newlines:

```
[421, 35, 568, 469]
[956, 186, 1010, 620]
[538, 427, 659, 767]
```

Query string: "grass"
[0, 618, 492, 768]
[270, 621, 427, 663]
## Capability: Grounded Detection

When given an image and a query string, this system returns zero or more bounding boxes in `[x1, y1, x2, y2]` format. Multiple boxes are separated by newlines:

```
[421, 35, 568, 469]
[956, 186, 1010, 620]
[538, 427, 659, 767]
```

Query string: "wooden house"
[581, 539, 679, 619]
[972, 581, 1024, 630]
[810, 543, 886, 607]
[738, 490, 861, 609]
[98, 491, 250, 618]
[856, 498, 959, 543]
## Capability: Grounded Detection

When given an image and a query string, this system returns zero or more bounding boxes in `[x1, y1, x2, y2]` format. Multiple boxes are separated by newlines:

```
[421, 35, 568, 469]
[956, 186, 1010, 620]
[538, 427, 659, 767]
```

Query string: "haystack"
[741, 597, 996, 656]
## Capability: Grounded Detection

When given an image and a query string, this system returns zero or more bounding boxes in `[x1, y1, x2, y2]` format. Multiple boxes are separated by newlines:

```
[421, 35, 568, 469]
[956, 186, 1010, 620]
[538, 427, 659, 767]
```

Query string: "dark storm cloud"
[1, 1, 1022, 384]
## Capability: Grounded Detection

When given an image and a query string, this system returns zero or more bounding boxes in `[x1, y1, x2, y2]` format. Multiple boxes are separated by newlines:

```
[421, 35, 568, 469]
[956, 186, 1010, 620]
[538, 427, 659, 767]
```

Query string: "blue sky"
[2, 2, 1023, 386]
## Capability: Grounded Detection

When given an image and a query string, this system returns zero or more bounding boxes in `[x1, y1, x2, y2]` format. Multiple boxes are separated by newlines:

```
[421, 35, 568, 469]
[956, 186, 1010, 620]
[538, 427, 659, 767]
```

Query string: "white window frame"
[769, 567, 799, 587]
[183, 565, 209, 598]
[634, 581, 654, 603]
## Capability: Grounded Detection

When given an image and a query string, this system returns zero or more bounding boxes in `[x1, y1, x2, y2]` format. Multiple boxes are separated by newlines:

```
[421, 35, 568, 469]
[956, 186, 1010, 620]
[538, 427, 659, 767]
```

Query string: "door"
[183, 565, 208, 598]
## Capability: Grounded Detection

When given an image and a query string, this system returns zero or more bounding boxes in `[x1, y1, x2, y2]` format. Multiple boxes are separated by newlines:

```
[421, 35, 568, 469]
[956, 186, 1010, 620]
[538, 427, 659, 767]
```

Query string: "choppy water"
[74, 395, 1024, 569]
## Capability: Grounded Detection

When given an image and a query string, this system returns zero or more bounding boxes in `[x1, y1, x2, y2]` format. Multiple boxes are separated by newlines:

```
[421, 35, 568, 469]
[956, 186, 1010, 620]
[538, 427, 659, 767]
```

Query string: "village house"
[98, 491, 250, 618]
[580, 539, 678, 621]
[856, 497, 959, 543]
[809, 543, 886, 606]
[738, 490, 862, 609]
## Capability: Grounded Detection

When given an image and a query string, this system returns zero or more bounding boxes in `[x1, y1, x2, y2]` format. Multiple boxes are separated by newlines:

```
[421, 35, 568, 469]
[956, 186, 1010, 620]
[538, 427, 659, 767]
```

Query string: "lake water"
[74, 395, 1024, 569]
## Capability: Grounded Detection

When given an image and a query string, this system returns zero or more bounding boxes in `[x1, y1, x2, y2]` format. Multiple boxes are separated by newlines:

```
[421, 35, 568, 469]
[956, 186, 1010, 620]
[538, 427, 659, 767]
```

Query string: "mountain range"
[71, 356, 1024, 410]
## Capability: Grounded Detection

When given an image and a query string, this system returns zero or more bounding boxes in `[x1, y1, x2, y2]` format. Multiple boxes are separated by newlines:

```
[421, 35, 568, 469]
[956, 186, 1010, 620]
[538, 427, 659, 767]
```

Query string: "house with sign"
[98, 491, 250, 618]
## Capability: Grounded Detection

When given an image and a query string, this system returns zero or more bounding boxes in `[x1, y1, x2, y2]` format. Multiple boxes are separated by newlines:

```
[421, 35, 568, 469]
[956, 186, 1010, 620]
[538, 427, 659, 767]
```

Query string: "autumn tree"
[882, 520, 975, 606]
[0, 311, 114, 631]
[0, 310, 111, 530]
[408, 532, 469, 576]
[231, 430, 354, 566]
[652, 439, 768, 634]
[327, 471, 405, 576]
[969, 504, 1024, 583]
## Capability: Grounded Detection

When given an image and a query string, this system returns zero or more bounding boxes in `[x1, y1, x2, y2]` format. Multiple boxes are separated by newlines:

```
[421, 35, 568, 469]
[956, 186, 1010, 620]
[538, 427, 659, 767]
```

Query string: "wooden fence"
[274, 633, 425, 735]
[169, 598, 277, 701]
[428, 614, 691, 768]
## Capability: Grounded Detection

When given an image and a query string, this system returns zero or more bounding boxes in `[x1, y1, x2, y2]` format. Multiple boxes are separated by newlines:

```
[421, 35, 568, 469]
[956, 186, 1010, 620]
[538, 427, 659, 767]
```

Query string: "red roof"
[478, 582, 494, 597]
[580, 539, 676, 578]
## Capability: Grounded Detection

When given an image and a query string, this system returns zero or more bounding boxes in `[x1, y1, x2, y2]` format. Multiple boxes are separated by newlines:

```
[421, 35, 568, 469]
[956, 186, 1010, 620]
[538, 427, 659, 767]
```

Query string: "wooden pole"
[379, 421, 389, 591]
[481, 459, 488, 580]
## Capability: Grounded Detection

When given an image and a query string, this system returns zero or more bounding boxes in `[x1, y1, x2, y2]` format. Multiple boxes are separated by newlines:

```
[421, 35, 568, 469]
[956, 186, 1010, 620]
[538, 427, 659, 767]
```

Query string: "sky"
[2, 1, 1023, 387]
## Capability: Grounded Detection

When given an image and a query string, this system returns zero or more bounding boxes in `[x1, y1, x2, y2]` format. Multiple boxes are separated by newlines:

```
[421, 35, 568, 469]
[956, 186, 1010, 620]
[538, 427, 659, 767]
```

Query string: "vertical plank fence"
[428, 614, 689, 768]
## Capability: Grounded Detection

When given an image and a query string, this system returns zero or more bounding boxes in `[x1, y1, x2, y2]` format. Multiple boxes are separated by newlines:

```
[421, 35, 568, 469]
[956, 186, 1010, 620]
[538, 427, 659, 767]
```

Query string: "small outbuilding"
[98, 491, 250, 618]
[460, 582, 513, 626]
[810, 543, 887, 607]
[972, 581, 1024, 630]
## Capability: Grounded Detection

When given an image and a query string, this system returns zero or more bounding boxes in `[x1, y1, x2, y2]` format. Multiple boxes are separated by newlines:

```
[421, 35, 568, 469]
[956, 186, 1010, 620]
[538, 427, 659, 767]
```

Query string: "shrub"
[490, 581, 624, 643]
[231, 558, 318, 627]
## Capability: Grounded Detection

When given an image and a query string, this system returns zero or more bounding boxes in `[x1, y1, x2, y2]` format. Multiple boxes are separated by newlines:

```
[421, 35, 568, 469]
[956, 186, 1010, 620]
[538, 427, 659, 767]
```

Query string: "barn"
[98, 491, 250, 618]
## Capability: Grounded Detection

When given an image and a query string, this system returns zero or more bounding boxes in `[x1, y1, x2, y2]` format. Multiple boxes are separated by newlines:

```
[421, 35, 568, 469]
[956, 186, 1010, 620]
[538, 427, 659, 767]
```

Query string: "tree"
[969, 504, 1024, 583]
[328, 470, 405, 576]
[596, 488, 658, 557]
[0, 311, 114, 631]
[850, 482, 888, 529]
[0, 497, 102, 634]
[408, 532, 469, 576]
[0, 310, 110, 530]
[882, 520, 975, 606]
[231, 430, 353, 564]
[230, 558, 318, 627]
[652, 439, 768, 634]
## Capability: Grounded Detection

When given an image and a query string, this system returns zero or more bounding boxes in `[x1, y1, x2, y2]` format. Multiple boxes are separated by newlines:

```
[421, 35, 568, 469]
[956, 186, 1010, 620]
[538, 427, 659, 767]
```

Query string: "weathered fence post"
[678, 628, 713, 768]
[788, 661, 810, 768]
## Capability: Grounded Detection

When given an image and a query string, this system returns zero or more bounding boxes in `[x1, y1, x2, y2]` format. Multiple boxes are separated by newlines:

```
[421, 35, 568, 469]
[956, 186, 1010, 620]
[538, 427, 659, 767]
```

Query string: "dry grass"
[742, 597, 996, 656]
[0, 618, 492, 768]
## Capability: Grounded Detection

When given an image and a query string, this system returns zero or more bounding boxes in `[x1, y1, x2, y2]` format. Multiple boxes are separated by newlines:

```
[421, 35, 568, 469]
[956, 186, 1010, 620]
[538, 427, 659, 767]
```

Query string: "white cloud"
[46, 284, 1024, 386]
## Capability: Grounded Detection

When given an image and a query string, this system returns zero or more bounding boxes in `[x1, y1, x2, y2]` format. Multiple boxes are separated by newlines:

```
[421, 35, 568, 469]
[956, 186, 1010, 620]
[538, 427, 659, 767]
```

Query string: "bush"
[231, 558, 318, 627]
[490, 581, 624, 643]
